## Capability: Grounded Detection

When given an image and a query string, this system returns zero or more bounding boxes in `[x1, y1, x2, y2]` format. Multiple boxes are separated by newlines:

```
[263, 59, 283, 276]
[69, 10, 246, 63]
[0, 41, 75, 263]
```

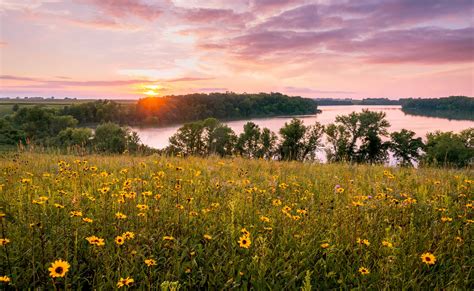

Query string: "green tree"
[168, 118, 236, 157]
[278, 118, 324, 161]
[331, 110, 390, 163]
[56, 127, 93, 148]
[423, 129, 473, 167]
[93, 122, 128, 153]
[389, 129, 424, 166]
[324, 123, 350, 162]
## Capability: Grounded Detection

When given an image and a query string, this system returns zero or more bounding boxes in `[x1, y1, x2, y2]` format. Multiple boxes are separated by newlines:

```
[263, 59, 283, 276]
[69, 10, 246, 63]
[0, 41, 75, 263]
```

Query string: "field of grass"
[0, 152, 472, 289]
[0, 99, 137, 117]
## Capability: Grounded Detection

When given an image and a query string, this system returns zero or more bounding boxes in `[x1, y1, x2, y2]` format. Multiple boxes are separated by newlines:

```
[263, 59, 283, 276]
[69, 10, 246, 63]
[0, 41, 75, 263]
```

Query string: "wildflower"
[0, 276, 11, 284]
[145, 259, 157, 267]
[175, 204, 184, 210]
[70, 211, 82, 217]
[441, 217, 452, 222]
[54, 203, 65, 209]
[203, 234, 213, 240]
[163, 236, 175, 241]
[352, 201, 364, 207]
[48, 259, 70, 278]
[240, 228, 250, 237]
[82, 218, 93, 223]
[117, 277, 134, 288]
[142, 191, 152, 196]
[357, 238, 370, 246]
[272, 199, 282, 206]
[358, 267, 370, 275]
[86, 236, 105, 246]
[260, 216, 270, 223]
[238, 235, 251, 249]
[321, 243, 330, 249]
[115, 212, 127, 219]
[115, 236, 125, 245]
[121, 232, 134, 240]
[0, 238, 10, 246]
[455, 236, 463, 244]
[336, 187, 344, 193]
[382, 240, 393, 248]
[420, 252, 436, 265]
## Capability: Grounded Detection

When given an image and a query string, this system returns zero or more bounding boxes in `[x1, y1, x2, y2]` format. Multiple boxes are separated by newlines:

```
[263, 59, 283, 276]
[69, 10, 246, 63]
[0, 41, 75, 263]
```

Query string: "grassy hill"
[0, 153, 472, 289]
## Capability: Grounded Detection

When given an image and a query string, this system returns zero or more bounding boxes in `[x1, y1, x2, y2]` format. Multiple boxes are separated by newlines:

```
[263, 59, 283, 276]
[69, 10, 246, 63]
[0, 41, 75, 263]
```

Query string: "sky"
[0, 0, 473, 99]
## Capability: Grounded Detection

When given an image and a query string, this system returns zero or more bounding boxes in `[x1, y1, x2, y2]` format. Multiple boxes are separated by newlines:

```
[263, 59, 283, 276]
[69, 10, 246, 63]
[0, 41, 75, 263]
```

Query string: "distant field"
[0, 99, 136, 117]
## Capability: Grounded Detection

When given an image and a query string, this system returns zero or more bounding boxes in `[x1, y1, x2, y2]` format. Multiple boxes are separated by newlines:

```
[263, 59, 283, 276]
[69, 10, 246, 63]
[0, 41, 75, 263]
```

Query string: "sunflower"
[240, 228, 250, 237]
[82, 218, 93, 223]
[86, 236, 105, 246]
[203, 234, 213, 240]
[0, 276, 11, 283]
[382, 240, 393, 248]
[122, 231, 135, 240]
[358, 267, 370, 275]
[144, 259, 157, 267]
[320, 243, 330, 249]
[48, 259, 70, 278]
[163, 236, 175, 241]
[115, 236, 125, 245]
[0, 238, 10, 246]
[420, 252, 436, 265]
[115, 212, 127, 219]
[117, 277, 134, 288]
[260, 216, 271, 223]
[238, 235, 251, 249]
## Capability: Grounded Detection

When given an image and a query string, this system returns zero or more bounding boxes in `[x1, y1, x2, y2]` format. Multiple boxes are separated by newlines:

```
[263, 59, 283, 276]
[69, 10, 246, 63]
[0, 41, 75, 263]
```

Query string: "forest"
[60, 92, 319, 126]
[401, 96, 474, 120]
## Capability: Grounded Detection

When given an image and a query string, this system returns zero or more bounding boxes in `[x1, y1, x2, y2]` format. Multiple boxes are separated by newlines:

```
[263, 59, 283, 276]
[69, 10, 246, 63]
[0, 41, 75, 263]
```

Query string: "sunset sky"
[0, 0, 473, 99]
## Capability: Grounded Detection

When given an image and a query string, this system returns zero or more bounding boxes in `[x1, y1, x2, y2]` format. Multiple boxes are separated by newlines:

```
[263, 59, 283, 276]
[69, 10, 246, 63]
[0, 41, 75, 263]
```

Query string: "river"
[133, 105, 474, 151]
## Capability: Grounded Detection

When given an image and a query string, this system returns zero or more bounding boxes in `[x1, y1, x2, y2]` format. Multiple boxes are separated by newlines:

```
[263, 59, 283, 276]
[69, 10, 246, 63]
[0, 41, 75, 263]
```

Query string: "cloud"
[283, 86, 356, 95]
[78, 0, 166, 21]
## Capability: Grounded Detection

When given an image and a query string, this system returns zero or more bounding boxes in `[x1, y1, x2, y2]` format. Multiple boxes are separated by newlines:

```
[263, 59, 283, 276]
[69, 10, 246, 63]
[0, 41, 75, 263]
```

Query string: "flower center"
[55, 267, 63, 274]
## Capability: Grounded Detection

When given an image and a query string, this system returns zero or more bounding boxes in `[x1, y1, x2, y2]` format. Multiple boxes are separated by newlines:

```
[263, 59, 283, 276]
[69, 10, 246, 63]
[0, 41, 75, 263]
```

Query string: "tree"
[278, 118, 324, 161]
[423, 129, 473, 167]
[236, 122, 261, 158]
[389, 129, 424, 166]
[93, 122, 129, 153]
[236, 122, 278, 159]
[259, 128, 278, 159]
[56, 127, 93, 148]
[330, 110, 390, 163]
[324, 123, 350, 162]
[168, 118, 236, 157]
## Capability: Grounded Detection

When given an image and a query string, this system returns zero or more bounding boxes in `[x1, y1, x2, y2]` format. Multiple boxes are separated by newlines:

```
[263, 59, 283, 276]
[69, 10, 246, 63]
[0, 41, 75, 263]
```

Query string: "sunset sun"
[142, 85, 162, 97]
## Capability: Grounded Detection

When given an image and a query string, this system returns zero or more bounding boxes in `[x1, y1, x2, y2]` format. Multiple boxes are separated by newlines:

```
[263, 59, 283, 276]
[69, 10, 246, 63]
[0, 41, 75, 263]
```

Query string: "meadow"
[0, 152, 472, 289]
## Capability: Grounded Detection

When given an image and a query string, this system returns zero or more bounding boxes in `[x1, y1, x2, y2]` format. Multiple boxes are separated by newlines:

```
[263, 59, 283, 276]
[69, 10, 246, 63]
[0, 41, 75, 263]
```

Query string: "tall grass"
[0, 152, 472, 289]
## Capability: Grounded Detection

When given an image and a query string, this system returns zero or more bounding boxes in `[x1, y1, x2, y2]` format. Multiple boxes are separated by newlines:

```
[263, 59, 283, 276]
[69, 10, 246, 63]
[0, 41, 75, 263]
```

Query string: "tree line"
[401, 96, 474, 121]
[60, 92, 319, 126]
[1, 104, 472, 167]
[167, 110, 473, 168]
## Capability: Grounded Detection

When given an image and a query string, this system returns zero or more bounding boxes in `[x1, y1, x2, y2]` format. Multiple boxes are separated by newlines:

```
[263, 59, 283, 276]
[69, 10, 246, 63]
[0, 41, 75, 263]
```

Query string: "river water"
[133, 105, 474, 152]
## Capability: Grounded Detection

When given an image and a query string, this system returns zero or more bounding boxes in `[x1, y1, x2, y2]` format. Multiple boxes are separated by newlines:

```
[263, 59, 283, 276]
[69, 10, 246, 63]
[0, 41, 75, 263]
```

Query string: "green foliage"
[278, 118, 324, 161]
[389, 129, 424, 167]
[423, 129, 473, 167]
[327, 110, 390, 163]
[55, 127, 93, 148]
[401, 96, 474, 121]
[93, 122, 139, 154]
[0, 118, 25, 145]
[236, 122, 277, 159]
[63, 93, 319, 126]
[169, 118, 237, 157]
[11, 106, 78, 143]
